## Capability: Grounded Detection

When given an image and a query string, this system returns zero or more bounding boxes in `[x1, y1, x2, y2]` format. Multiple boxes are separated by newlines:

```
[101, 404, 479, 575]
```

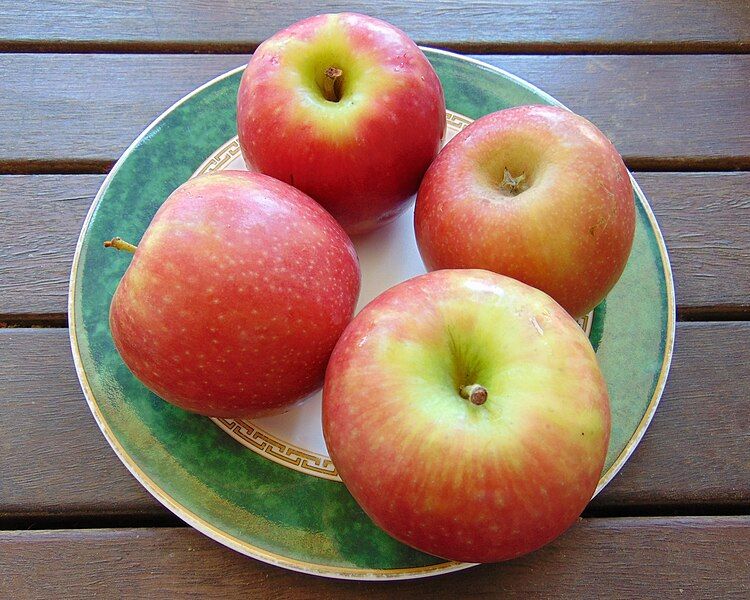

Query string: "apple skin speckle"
[109, 171, 361, 418]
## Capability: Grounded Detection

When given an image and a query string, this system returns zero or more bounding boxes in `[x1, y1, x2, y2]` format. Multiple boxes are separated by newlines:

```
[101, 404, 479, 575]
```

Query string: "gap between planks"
[2, 504, 749, 532]
[1, 40, 749, 56]
[2, 160, 750, 176]
[2, 310, 747, 329]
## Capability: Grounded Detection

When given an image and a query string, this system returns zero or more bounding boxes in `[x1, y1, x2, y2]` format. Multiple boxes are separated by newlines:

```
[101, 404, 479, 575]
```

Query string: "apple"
[107, 171, 360, 418]
[414, 105, 635, 318]
[323, 269, 610, 563]
[237, 13, 446, 235]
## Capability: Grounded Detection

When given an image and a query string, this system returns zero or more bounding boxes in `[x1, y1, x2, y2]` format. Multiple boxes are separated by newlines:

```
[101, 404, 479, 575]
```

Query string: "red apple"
[414, 105, 635, 318]
[237, 13, 446, 235]
[323, 269, 610, 563]
[108, 171, 360, 418]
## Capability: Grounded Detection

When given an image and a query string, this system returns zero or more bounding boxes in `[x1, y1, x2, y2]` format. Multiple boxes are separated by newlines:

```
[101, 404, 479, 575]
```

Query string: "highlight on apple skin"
[414, 105, 635, 318]
[237, 12, 446, 235]
[107, 171, 361, 418]
[322, 269, 610, 563]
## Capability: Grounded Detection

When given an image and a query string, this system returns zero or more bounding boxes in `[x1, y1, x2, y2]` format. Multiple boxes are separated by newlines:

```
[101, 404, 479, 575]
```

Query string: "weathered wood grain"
[1, 54, 749, 172]
[2, 173, 748, 318]
[0, 328, 165, 519]
[1, 2, 747, 596]
[0, 175, 101, 321]
[634, 172, 750, 316]
[594, 322, 750, 509]
[1, 518, 748, 598]
[0, 323, 747, 520]
[1, 1, 748, 53]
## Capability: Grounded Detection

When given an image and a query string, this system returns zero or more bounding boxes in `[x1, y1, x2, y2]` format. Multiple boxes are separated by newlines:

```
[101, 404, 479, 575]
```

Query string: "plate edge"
[66, 48, 676, 578]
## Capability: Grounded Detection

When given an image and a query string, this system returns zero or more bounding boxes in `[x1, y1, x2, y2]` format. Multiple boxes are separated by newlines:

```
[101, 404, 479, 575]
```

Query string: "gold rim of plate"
[68, 49, 676, 580]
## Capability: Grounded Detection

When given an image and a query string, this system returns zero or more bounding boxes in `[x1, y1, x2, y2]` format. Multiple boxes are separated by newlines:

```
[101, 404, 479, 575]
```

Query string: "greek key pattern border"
[212, 417, 341, 481]
[196, 138, 242, 176]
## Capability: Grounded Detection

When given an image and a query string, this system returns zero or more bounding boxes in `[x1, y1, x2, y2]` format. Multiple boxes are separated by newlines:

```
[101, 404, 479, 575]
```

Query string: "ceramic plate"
[69, 48, 675, 580]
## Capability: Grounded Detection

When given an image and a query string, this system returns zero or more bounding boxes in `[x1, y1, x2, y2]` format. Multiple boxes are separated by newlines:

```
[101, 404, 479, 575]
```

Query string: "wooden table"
[1, 2, 749, 597]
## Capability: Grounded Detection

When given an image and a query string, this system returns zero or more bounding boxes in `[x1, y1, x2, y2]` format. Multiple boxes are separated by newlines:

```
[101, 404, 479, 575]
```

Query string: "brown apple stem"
[103, 237, 137, 254]
[323, 67, 343, 102]
[500, 168, 529, 196]
[459, 384, 488, 406]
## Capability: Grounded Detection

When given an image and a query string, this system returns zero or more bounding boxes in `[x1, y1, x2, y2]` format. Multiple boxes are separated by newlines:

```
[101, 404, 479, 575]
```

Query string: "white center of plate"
[193, 111, 592, 481]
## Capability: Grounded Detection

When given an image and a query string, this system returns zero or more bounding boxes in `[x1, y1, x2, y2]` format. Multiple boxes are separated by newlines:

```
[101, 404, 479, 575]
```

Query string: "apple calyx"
[500, 168, 529, 196]
[459, 384, 488, 406]
[104, 237, 137, 254]
[323, 67, 343, 102]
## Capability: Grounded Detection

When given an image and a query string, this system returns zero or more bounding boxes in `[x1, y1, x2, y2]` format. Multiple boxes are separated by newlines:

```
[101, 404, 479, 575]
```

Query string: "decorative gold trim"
[68, 49, 675, 580]
[197, 138, 241, 174]
[445, 110, 473, 132]
[579, 312, 592, 336]
[213, 418, 340, 481]
[194, 136, 241, 175]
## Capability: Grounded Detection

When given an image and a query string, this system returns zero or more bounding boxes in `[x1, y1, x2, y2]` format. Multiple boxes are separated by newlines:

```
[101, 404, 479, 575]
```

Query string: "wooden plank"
[1, 54, 749, 172]
[0, 323, 747, 520]
[0, 518, 748, 598]
[2, 172, 748, 319]
[0, 328, 165, 519]
[0, 0, 748, 53]
[0, 175, 101, 321]
[483, 55, 750, 171]
[635, 172, 750, 316]
[594, 321, 750, 509]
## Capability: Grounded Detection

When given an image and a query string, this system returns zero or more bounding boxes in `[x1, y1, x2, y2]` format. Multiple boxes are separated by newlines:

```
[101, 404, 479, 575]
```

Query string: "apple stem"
[459, 384, 488, 406]
[103, 237, 137, 254]
[500, 168, 529, 196]
[323, 67, 343, 102]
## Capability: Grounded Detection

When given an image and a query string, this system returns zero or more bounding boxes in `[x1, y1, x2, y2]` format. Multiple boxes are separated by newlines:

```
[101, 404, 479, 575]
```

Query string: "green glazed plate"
[69, 49, 675, 580]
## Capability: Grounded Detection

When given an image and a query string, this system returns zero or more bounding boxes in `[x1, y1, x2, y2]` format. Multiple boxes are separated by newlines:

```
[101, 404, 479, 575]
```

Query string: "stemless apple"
[415, 105, 635, 318]
[323, 269, 610, 563]
[107, 171, 360, 418]
[237, 12, 446, 235]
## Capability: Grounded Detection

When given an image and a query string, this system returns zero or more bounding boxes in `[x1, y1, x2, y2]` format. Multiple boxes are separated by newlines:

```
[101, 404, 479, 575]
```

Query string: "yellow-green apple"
[323, 269, 610, 563]
[237, 13, 446, 235]
[107, 171, 360, 418]
[414, 105, 635, 318]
